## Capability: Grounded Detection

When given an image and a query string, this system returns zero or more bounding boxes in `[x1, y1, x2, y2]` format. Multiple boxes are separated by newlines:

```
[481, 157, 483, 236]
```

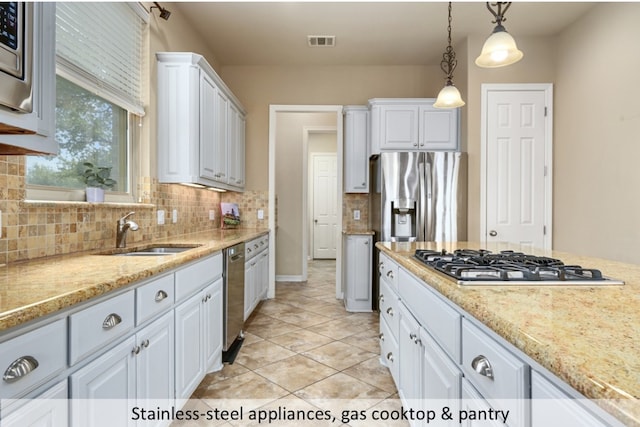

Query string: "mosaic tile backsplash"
[0, 156, 268, 265]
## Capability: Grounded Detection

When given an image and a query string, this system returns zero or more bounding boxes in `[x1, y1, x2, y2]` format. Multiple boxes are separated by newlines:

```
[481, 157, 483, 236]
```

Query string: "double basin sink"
[97, 244, 202, 257]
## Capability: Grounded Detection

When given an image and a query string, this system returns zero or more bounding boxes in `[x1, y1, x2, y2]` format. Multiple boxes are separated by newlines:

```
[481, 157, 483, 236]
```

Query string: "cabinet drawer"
[379, 316, 399, 386]
[136, 273, 175, 325]
[0, 318, 66, 399]
[175, 253, 222, 301]
[379, 279, 400, 341]
[398, 267, 460, 362]
[378, 252, 398, 291]
[462, 319, 529, 427]
[69, 290, 135, 365]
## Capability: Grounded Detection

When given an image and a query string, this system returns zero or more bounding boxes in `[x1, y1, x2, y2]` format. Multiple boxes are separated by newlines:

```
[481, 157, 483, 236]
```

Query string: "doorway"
[480, 84, 553, 250]
[268, 105, 344, 300]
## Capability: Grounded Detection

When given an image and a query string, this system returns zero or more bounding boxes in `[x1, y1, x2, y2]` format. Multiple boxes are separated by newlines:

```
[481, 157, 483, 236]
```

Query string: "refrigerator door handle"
[418, 160, 426, 242]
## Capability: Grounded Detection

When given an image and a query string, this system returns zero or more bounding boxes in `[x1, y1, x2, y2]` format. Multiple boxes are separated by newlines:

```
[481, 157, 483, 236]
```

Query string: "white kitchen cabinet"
[244, 235, 269, 320]
[203, 278, 223, 373]
[461, 379, 504, 427]
[157, 52, 246, 191]
[369, 98, 459, 154]
[397, 303, 423, 415]
[135, 311, 174, 406]
[1, 380, 68, 427]
[0, 3, 56, 155]
[343, 234, 372, 312]
[343, 106, 369, 193]
[70, 335, 137, 427]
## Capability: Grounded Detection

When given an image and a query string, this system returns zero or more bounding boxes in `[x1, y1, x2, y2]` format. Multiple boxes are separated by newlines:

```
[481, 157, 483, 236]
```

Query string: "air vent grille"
[307, 35, 336, 47]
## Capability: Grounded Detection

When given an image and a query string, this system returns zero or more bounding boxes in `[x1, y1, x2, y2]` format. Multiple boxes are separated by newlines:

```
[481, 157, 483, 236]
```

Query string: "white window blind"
[56, 2, 148, 116]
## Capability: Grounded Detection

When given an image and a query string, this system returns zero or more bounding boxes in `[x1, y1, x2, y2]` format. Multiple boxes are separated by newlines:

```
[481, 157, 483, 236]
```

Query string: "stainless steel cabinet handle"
[362, 182, 366, 186]
[142, 339, 150, 348]
[155, 290, 168, 302]
[254, 244, 259, 249]
[386, 271, 394, 279]
[378, 294, 384, 304]
[3, 356, 39, 383]
[102, 313, 122, 330]
[364, 240, 369, 245]
[489, 230, 498, 237]
[379, 333, 384, 342]
[386, 352, 394, 363]
[132, 346, 141, 355]
[471, 355, 494, 380]
[386, 307, 394, 317]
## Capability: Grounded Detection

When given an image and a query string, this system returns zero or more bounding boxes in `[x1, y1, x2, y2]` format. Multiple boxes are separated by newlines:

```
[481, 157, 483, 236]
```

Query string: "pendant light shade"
[475, 2, 523, 68]
[434, 2, 465, 109]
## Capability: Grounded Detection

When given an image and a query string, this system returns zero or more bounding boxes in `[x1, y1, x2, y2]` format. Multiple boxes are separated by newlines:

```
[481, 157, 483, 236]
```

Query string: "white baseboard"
[275, 275, 305, 282]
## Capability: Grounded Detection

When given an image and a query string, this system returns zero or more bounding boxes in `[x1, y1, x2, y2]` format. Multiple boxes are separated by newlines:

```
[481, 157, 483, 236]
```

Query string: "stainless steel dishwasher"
[222, 242, 245, 362]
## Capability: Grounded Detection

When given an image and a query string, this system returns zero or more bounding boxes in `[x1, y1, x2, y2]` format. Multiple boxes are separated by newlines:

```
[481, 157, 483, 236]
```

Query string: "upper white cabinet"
[369, 98, 459, 154]
[343, 106, 369, 193]
[0, 3, 56, 155]
[157, 52, 246, 191]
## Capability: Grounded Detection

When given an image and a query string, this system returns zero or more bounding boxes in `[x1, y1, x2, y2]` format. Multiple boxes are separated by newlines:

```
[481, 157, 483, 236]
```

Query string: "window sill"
[25, 185, 143, 205]
[23, 200, 155, 210]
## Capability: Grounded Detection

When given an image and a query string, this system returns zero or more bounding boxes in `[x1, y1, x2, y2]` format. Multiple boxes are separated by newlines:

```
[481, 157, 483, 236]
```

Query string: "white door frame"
[480, 83, 554, 250]
[305, 127, 338, 264]
[268, 105, 344, 300]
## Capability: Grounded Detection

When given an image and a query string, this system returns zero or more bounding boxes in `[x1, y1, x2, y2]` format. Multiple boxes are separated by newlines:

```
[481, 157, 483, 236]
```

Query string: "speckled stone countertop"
[342, 229, 375, 235]
[377, 241, 640, 426]
[0, 228, 269, 333]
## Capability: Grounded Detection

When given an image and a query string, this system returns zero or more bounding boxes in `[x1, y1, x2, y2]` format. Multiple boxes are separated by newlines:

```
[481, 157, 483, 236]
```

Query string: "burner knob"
[489, 230, 498, 237]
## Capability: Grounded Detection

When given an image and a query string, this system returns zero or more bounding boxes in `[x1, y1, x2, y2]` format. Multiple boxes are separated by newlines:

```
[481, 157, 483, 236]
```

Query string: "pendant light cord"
[440, 2, 457, 83]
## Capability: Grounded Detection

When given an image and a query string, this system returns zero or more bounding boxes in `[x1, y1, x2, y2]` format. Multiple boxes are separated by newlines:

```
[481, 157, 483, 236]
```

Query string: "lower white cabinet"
[461, 379, 504, 427]
[1, 380, 68, 427]
[244, 235, 269, 320]
[175, 277, 223, 402]
[398, 303, 423, 414]
[343, 234, 373, 312]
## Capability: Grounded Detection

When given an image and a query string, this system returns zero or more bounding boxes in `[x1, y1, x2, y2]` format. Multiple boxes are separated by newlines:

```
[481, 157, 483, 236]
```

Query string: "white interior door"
[312, 153, 337, 259]
[483, 85, 553, 251]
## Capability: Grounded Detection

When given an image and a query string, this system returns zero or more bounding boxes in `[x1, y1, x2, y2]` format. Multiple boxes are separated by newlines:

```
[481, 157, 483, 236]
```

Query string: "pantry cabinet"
[369, 98, 459, 154]
[343, 234, 372, 312]
[343, 106, 369, 193]
[157, 52, 246, 191]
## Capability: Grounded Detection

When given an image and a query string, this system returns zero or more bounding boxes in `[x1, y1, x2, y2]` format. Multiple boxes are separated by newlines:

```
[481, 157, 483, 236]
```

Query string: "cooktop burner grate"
[413, 249, 624, 286]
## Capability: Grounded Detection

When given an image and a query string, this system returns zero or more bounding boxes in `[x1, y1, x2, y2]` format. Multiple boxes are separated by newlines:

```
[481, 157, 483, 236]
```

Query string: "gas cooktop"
[414, 249, 624, 286]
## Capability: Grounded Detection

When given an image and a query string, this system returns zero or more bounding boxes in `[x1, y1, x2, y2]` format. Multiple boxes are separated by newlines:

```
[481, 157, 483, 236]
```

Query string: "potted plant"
[83, 162, 117, 202]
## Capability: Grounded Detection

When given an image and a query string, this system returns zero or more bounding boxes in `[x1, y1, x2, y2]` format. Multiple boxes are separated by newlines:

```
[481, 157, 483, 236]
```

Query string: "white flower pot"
[86, 187, 105, 202]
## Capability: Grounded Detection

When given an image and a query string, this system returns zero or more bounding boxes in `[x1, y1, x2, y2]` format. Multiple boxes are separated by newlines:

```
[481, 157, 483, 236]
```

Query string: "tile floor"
[178, 260, 408, 426]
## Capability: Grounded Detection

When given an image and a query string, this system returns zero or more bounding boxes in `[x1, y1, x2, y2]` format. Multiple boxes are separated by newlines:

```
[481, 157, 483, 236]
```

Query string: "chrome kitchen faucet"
[116, 212, 139, 248]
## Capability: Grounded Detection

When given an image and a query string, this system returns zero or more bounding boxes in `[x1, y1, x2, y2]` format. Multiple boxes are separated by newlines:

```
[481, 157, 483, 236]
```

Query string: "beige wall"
[553, 2, 640, 263]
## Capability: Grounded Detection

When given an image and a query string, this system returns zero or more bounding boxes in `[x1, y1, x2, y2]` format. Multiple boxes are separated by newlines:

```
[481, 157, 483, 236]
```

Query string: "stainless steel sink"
[97, 244, 201, 256]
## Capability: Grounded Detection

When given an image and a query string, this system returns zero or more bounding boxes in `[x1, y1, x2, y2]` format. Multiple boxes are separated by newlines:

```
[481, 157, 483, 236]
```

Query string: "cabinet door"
[379, 105, 420, 150]
[344, 108, 369, 193]
[70, 336, 136, 427]
[344, 235, 372, 312]
[136, 311, 174, 406]
[203, 278, 223, 373]
[227, 103, 245, 188]
[258, 251, 269, 299]
[244, 259, 256, 321]
[199, 71, 217, 181]
[213, 88, 228, 183]
[419, 106, 458, 150]
[398, 303, 422, 408]
[2, 380, 68, 427]
[460, 379, 504, 427]
[174, 292, 204, 401]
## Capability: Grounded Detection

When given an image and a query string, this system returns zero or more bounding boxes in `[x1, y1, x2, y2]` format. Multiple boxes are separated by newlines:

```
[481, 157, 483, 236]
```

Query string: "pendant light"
[434, 2, 465, 109]
[475, 2, 523, 68]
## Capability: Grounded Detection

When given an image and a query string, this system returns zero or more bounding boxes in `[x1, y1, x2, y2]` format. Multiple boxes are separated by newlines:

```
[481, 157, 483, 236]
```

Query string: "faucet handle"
[120, 211, 136, 222]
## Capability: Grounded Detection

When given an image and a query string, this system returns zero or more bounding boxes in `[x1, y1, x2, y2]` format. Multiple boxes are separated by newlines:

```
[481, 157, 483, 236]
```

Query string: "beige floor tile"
[254, 354, 338, 392]
[240, 332, 264, 346]
[276, 310, 332, 328]
[302, 341, 377, 371]
[308, 318, 371, 340]
[245, 317, 302, 339]
[293, 372, 391, 402]
[342, 356, 397, 394]
[194, 363, 251, 395]
[341, 328, 380, 354]
[197, 371, 289, 400]
[268, 329, 334, 353]
[234, 340, 296, 370]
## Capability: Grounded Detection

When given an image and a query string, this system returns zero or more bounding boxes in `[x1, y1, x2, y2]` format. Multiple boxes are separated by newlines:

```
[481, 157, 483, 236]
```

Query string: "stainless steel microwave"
[0, 2, 33, 114]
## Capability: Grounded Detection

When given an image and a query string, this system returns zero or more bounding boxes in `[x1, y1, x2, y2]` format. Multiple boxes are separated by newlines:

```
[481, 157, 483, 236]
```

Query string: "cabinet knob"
[102, 313, 122, 330]
[386, 307, 394, 317]
[3, 356, 39, 383]
[378, 294, 384, 304]
[489, 230, 498, 237]
[132, 345, 141, 355]
[142, 339, 150, 348]
[386, 352, 394, 363]
[471, 355, 494, 380]
[362, 182, 366, 186]
[386, 271, 394, 279]
[379, 333, 385, 342]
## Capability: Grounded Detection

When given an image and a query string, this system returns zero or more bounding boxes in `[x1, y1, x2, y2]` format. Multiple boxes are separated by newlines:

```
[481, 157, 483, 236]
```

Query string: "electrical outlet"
[209, 210, 216, 220]
[172, 209, 178, 223]
[257, 209, 264, 220]
[157, 210, 165, 225]
[353, 209, 361, 220]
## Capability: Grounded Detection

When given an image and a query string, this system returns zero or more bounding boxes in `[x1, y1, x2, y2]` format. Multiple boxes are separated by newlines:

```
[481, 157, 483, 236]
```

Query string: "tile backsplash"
[0, 156, 268, 265]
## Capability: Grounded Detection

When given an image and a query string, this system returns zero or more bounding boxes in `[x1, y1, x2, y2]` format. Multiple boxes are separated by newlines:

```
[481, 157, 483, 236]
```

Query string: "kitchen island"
[377, 241, 639, 427]
[0, 228, 269, 332]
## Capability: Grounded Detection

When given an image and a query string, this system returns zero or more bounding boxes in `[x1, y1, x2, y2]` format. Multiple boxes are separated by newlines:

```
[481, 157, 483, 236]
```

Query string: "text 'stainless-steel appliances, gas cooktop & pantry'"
[414, 249, 624, 286]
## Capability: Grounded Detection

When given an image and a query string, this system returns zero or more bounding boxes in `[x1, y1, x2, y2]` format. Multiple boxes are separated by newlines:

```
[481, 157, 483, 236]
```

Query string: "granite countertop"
[342, 229, 375, 235]
[0, 228, 269, 333]
[377, 241, 640, 426]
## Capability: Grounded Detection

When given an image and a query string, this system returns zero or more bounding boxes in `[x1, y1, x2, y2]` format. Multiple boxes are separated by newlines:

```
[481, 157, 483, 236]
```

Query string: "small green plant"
[82, 162, 117, 190]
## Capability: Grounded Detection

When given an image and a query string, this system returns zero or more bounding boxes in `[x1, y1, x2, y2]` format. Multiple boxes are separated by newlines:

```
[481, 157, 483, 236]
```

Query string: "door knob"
[314, 219, 318, 223]
[489, 230, 497, 237]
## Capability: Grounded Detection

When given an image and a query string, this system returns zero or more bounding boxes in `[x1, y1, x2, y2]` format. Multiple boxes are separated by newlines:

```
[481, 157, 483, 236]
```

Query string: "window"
[26, 3, 148, 201]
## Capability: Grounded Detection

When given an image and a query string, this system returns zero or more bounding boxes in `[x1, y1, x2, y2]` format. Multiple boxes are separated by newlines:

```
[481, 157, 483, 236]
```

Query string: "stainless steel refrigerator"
[369, 151, 467, 307]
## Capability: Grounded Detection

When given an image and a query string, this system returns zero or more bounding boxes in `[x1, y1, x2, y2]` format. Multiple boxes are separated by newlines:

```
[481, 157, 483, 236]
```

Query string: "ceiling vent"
[307, 35, 335, 47]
